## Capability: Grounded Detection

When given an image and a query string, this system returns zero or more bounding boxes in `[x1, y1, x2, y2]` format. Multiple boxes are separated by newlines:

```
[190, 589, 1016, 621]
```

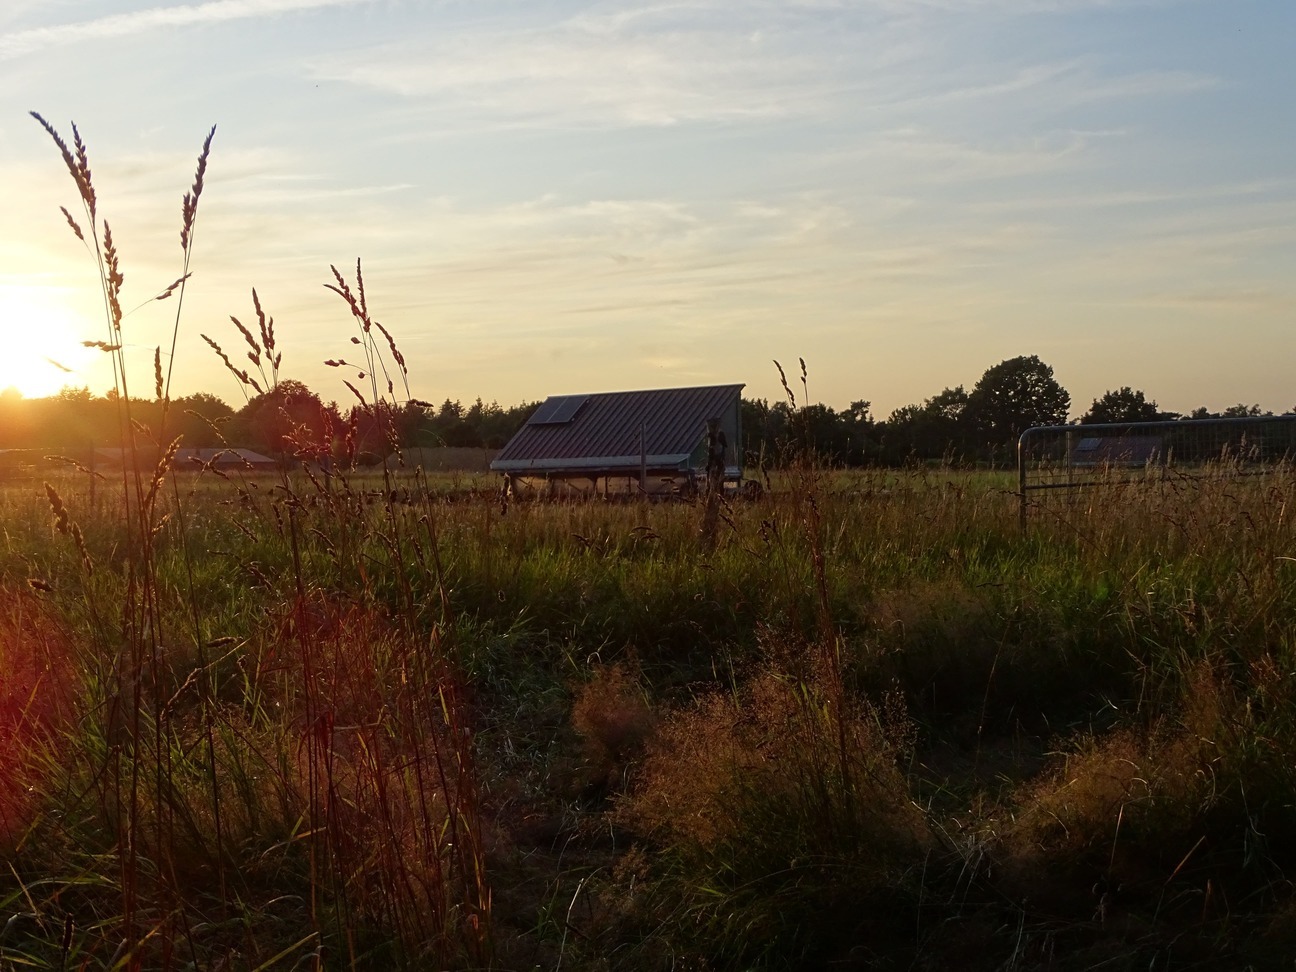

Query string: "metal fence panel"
[1016, 415, 1296, 532]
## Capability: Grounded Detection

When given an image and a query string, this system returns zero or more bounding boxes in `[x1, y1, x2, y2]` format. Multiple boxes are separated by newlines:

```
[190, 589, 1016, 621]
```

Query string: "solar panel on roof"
[1077, 437, 1102, 451]
[527, 395, 588, 425]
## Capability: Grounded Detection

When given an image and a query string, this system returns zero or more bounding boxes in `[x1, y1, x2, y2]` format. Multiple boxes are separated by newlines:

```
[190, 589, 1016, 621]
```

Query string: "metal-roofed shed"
[1069, 434, 1165, 468]
[491, 384, 744, 497]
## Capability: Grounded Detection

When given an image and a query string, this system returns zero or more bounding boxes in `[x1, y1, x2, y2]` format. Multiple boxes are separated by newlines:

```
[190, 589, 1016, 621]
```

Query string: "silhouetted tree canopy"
[967, 355, 1070, 447]
[234, 380, 340, 457]
[881, 386, 972, 463]
[1080, 387, 1167, 424]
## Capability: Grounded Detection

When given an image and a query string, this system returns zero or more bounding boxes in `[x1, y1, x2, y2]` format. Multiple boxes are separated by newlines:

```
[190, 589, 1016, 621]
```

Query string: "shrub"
[615, 659, 929, 967]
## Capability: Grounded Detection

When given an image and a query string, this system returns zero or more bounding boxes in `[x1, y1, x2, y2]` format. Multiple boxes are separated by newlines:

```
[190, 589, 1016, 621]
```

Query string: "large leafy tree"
[172, 391, 235, 447]
[967, 355, 1070, 445]
[1080, 387, 1165, 424]
[234, 379, 340, 457]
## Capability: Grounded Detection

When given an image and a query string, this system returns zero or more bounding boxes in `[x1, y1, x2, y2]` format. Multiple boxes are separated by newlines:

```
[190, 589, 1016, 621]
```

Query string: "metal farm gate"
[1016, 415, 1296, 532]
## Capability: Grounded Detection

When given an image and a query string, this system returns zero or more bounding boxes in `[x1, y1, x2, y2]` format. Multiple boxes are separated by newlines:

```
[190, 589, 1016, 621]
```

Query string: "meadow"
[4, 460, 1296, 970]
[5, 117, 1296, 971]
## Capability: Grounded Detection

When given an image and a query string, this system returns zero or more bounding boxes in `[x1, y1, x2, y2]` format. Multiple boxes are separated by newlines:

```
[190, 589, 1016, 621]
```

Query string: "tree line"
[747, 355, 1284, 467]
[0, 383, 540, 460]
[0, 354, 1283, 467]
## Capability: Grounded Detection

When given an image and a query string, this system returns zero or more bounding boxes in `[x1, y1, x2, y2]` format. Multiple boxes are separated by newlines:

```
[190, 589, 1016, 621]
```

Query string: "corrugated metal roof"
[1070, 435, 1164, 467]
[492, 384, 743, 474]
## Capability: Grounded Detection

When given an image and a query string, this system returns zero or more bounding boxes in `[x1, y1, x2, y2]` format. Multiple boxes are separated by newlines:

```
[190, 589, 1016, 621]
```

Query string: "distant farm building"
[93, 447, 278, 473]
[0, 446, 278, 481]
[1069, 434, 1165, 468]
[176, 448, 278, 472]
[491, 384, 744, 497]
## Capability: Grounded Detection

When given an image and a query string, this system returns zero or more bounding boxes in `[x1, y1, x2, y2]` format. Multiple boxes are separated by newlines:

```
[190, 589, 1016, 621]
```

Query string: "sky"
[1, 0, 1293, 419]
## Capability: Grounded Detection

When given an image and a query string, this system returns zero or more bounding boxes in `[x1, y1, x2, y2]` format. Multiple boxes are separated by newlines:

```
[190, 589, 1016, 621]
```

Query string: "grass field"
[4, 459, 1296, 970]
[9, 116, 1296, 971]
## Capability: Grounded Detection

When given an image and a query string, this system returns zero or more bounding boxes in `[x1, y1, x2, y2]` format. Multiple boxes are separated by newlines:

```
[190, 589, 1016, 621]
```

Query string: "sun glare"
[0, 287, 93, 399]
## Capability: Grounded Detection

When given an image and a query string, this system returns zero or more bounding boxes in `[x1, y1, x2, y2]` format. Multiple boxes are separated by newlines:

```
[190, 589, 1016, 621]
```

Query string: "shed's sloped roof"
[492, 384, 743, 474]
[1071, 435, 1164, 467]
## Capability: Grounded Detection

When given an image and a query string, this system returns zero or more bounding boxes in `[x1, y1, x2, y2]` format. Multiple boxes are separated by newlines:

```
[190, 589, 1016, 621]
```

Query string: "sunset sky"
[2, 0, 1293, 418]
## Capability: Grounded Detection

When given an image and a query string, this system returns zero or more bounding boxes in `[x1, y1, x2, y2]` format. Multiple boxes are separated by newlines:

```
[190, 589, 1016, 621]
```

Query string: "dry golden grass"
[571, 662, 657, 792]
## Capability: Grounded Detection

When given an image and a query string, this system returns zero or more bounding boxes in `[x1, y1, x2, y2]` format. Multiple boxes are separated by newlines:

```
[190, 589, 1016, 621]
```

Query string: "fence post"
[1017, 429, 1028, 535]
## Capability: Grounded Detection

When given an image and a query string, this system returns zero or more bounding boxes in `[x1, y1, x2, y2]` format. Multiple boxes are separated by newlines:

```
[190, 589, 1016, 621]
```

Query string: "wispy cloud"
[0, 0, 374, 59]
[312, 1, 909, 130]
[317, 29, 815, 128]
[312, 0, 1216, 135]
[1069, 69, 1222, 102]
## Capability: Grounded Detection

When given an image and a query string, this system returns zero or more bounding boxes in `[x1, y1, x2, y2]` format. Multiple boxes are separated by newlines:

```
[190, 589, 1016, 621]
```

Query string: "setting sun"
[0, 287, 92, 399]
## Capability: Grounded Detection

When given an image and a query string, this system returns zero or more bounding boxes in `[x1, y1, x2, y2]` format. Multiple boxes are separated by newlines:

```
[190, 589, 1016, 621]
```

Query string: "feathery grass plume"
[201, 334, 262, 396]
[154, 274, 190, 302]
[29, 113, 94, 216]
[70, 123, 95, 218]
[154, 347, 163, 401]
[342, 380, 367, 406]
[59, 206, 85, 243]
[144, 436, 183, 512]
[43, 484, 93, 572]
[71, 523, 93, 573]
[354, 257, 368, 319]
[372, 319, 407, 395]
[325, 266, 361, 321]
[163, 124, 214, 405]
[82, 340, 122, 352]
[252, 289, 280, 372]
[102, 223, 124, 331]
[44, 357, 73, 373]
[180, 125, 216, 252]
[774, 358, 796, 407]
[45, 483, 70, 535]
[327, 259, 411, 403]
[229, 314, 262, 366]
[220, 292, 282, 392]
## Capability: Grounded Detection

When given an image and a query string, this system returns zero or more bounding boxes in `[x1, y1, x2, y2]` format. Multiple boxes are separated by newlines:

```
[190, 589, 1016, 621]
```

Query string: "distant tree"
[925, 385, 970, 424]
[734, 398, 874, 467]
[1080, 387, 1164, 424]
[173, 391, 234, 447]
[1189, 404, 1269, 420]
[967, 356, 1069, 447]
[790, 403, 852, 464]
[478, 400, 538, 449]
[841, 400, 877, 465]
[428, 397, 480, 447]
[1222, 403, 1267, 418]
[235, 379, 339, 457]
[742, 398, 793, 466]
[880, 386, 973, 463]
